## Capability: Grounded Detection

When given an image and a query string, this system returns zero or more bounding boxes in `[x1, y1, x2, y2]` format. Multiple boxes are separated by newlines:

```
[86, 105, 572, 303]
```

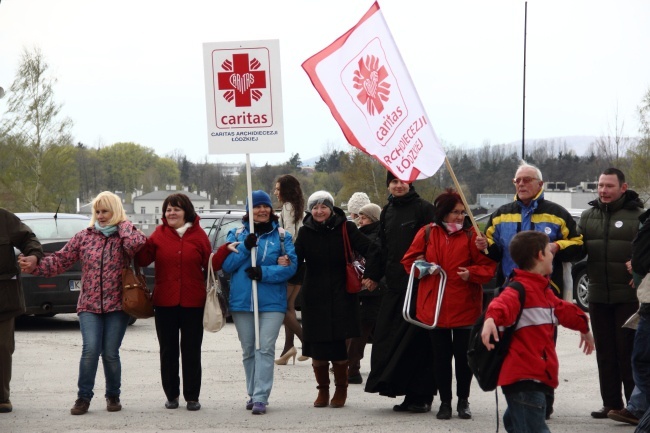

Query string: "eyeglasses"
[449, 210, 467, 217]
[512, 176, 539, 185]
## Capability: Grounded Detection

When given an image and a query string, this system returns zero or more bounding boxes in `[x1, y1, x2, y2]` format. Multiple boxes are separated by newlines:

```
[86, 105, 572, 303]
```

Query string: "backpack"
[466, 281, 526, 392]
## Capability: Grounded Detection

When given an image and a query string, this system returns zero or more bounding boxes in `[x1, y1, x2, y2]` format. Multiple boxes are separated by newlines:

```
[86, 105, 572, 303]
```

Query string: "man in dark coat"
[579, 168, 645, 420]
[0, 209, 43, 413]
[363, 171, 437, 413]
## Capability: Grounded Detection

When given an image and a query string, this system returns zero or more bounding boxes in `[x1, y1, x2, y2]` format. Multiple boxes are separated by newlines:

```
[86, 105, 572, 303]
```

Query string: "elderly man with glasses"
[476, 161, 584, 419]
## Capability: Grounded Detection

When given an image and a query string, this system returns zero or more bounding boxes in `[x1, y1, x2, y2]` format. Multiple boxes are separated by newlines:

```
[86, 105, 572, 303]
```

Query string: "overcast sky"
[1, 0, 649, 166]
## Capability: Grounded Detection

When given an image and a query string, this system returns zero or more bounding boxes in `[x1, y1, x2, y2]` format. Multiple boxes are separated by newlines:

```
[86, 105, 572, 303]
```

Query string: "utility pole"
[522, 2, 528, 160]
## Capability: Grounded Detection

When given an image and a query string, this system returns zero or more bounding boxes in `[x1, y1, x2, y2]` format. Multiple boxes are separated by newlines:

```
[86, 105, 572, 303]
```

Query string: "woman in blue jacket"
[222, 190, 297, 415]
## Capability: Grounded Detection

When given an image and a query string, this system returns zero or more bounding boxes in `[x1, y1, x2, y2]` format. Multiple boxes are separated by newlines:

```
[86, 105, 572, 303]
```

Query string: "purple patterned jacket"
[34, 220, 146, 314]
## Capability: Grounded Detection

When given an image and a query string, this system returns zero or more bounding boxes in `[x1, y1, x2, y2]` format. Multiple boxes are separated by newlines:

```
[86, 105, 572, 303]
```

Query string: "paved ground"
[2, 314, 638, 432]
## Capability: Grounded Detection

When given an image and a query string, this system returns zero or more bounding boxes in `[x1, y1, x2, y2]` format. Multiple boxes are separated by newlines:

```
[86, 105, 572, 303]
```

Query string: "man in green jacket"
[579, 168, 645, 420]
[0, 209, 44, 413]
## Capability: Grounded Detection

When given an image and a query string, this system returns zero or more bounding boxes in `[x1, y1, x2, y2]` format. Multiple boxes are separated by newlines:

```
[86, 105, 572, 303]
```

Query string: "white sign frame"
[203, 39, 285, 154]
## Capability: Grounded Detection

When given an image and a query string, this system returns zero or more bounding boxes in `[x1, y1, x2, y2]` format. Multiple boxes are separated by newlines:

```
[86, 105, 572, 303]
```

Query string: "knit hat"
[347, 192, 370, 215]
[386, 170, 397, 187]
[307, 190, 335, 211]
[246, 190, 273, 212]
[358, 203, 381, 223]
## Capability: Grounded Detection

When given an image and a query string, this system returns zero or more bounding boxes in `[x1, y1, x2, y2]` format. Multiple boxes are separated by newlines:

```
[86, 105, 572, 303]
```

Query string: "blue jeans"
[77, 311, 130, 400]
[232, 311, 285, 404]
[503, 391, 551, 433]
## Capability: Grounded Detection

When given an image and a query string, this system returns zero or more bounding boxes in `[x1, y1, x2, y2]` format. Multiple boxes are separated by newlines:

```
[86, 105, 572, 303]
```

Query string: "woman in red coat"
[136, 193, 211, 412]
[402, 188, 496, 420]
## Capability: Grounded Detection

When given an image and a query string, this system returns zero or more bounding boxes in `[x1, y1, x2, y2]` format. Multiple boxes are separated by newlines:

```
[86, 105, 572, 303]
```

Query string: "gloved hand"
[245, 266, 263, 281]
[244, 233, 258, 250]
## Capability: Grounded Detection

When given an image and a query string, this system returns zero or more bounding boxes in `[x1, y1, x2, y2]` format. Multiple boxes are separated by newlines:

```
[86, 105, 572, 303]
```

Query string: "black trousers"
[154, 306, 204, 402]
[589, 301, 638, 409]
[430, 328, 472, 402]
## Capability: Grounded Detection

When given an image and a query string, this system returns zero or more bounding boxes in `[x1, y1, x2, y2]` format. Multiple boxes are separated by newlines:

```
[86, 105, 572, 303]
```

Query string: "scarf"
[95, 221, 118, 237]
[176, 222, 192, 237]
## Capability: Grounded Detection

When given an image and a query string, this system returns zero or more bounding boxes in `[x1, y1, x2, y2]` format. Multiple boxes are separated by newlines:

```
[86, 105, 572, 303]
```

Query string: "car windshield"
[22, 218, 89, 240]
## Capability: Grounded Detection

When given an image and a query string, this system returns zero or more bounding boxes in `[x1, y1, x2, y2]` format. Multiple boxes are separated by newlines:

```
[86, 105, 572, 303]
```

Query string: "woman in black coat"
[294, 191, 371, 409]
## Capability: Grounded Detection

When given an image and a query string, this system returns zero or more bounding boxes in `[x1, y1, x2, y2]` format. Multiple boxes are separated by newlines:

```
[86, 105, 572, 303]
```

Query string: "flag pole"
[245, 154, 260, 350]
[443, 157, 488, 253]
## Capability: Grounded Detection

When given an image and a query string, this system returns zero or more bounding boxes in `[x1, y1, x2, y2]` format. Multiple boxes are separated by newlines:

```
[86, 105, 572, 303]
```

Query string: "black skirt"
[302, 339, 347, 361]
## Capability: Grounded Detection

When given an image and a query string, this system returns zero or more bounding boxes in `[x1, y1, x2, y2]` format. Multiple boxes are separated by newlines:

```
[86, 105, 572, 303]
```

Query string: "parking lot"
[3, 313, 637, 433]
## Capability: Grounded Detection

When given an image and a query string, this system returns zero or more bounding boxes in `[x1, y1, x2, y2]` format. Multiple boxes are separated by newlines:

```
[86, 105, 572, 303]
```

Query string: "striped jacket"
[485, 269, 590, 389]
[484, 190, 583, 293]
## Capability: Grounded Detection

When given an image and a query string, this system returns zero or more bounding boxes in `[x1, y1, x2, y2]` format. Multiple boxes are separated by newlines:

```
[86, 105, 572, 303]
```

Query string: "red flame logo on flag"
[353, 55, 390, 116]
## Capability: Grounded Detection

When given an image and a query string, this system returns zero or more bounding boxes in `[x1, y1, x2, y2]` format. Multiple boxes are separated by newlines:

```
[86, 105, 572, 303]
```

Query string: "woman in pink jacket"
[135, 193, 211, 411]
[402, 188, 496, 421]
[28, 191, 146, 415]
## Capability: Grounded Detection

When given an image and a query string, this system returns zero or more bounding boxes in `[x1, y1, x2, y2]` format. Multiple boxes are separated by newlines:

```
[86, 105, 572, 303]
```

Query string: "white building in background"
[476, 182, 599, 216]
[79, 186, 211, 235]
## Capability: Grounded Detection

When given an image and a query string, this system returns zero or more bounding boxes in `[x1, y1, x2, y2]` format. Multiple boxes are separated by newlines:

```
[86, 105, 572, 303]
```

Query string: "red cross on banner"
[217, 53, 267, 107]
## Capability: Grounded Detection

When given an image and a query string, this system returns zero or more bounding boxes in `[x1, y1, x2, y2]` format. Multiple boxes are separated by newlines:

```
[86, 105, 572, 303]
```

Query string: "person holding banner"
[401, 188, 496, 420]
[476, 161, 584, 419]
[363, 172, 437, 413]
[294, 191, 372, 408]
[222, 190, 297, 415]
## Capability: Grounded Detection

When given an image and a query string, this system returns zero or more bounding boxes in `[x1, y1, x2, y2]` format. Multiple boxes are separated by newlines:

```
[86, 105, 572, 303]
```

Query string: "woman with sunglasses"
[402, 188, 496, 420]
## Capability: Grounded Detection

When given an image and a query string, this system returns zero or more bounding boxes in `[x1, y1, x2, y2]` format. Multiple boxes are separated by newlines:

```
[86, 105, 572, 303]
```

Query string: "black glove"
[245, 266, 263, 281]
[244, 233, 257, 250]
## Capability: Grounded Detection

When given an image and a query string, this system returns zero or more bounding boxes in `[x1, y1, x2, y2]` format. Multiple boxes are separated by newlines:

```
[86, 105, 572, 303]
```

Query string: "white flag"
[302, 2, 445, 181]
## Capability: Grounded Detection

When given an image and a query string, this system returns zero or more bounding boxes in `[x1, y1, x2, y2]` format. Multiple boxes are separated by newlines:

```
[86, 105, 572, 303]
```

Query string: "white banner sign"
[302, 2, 445, 181]
[203, 39, 284, 154]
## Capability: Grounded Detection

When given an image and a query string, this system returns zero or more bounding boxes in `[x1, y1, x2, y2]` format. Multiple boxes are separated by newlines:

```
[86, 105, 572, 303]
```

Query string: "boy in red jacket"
[481, 231, 595, 432]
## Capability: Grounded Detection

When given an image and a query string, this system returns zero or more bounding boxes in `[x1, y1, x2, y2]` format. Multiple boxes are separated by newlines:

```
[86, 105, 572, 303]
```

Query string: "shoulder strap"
[505, 281, 526, 327]
[278, 227, 286, 255]
[424, 223, 432, 249]
[236, 226, 245, 236]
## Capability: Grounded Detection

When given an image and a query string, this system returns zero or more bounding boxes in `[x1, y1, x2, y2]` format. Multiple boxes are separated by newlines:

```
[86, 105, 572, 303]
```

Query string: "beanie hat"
[246, 190, 273, 212]
[307, 190, 335, 212]
[386, 170, 397, 187]
[386, 170, 415, 190]
[347, 192, 370, 215]
[359, 203, 381, 223]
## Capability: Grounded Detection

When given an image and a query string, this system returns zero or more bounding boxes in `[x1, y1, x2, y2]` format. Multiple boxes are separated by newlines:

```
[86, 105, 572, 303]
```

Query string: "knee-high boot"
[313, 364, 330, 408]
[330, 362, 348, 408]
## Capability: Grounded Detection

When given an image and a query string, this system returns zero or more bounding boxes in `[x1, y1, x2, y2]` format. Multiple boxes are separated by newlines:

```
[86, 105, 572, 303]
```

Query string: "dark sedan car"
[16, 212, 90, 316]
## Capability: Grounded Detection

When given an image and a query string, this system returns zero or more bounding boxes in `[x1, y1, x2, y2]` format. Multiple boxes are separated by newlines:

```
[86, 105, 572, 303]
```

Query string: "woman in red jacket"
[402, 188, 496, 420]
[136, 193, 211, 411]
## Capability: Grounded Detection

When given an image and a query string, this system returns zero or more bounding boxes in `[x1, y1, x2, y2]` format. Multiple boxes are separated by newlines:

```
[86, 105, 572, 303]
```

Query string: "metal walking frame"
[402, 261, 447, 330]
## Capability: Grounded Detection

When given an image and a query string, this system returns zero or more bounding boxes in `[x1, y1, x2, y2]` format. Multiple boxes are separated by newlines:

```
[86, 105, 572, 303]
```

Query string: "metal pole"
[245, 154, 260, 350]
[522, 1, 528, 160]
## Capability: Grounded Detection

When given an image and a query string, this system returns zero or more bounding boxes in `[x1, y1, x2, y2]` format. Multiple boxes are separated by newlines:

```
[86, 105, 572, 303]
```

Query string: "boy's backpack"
[466, 281, 526, 392]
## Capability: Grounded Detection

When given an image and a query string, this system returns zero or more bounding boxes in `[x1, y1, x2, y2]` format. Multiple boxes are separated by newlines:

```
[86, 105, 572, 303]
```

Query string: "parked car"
[17, 212, 151, 324]
[16, 212, 91, 317]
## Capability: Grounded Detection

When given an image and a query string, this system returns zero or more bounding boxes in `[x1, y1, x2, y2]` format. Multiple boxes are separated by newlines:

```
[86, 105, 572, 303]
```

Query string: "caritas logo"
[212, 48, 273, 128]
[342, 38, 407, 146]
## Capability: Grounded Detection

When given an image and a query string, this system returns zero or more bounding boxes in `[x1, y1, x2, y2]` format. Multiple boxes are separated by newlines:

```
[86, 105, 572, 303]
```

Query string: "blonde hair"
[89, 191, 127, 227]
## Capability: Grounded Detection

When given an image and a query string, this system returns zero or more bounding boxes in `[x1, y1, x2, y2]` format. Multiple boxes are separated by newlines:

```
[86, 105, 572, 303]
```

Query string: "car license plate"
[69, 280, 81, 291]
